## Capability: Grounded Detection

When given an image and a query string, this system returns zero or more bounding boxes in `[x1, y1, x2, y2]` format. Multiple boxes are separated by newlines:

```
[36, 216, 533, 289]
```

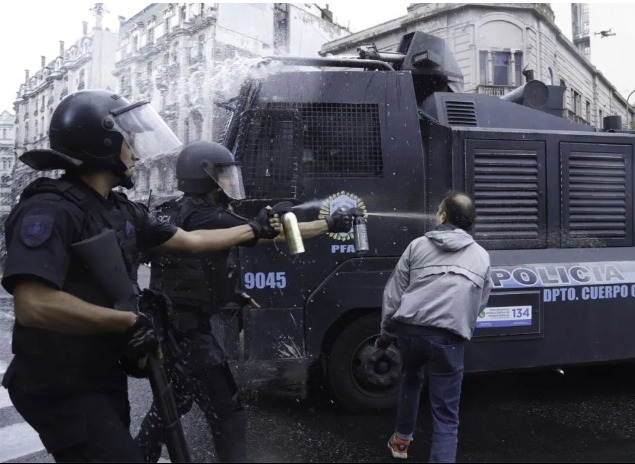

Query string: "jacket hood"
[425, 226, 475, 251]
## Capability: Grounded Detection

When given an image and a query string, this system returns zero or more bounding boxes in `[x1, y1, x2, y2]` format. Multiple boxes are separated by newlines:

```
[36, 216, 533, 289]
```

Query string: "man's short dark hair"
[440, 191, 476, 231]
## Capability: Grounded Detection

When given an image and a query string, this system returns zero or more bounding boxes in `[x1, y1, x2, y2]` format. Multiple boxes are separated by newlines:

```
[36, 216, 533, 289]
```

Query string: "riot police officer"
[135, 141, 352, 463]
[0, 91, 278, 463]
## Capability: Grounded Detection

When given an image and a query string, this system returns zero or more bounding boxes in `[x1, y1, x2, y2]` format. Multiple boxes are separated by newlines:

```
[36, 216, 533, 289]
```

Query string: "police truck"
[219, 31, 635, 411]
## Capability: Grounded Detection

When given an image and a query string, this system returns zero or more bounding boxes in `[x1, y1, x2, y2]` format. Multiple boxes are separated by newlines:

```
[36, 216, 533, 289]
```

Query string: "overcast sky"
[1, 2, 633, 112]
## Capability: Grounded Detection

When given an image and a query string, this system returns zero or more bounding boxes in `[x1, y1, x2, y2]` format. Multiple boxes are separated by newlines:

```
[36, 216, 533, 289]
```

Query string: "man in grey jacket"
[377, 192, 491, 463]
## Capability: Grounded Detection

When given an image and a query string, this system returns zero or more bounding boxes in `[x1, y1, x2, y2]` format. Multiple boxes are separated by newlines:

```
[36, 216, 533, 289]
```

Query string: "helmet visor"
[112, 102, 182, 160]
[202, 163, 246, 200]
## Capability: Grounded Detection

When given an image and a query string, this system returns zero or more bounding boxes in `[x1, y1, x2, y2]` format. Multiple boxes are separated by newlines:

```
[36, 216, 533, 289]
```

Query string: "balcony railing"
[476, 85, 517, 97]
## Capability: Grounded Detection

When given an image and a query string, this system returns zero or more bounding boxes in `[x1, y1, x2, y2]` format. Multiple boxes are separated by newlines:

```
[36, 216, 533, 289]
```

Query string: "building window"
[164, 53, 170, 65]
[492, 52, 510, 85]
[599, 109, 603, 125]
[198, 34, 205, 61]
[147, 61, 153, 77]
[78, 69, 86, 90]
[147, 26, 154, 44]
[2, 128, 6, 139]
[164, 17, 170, 35]
[480, 51, 523, 86]
[572, 89, 581, 115]
[479, 51, 488, 85]
[172, 42, 179, 63]
[548, 67, 554, 85]
[586, 100, 591, 122]
[132, 36, 138, 52]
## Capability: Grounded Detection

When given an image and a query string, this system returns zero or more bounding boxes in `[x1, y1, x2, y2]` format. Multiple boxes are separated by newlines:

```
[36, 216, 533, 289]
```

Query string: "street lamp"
[626, 89, 635, 130]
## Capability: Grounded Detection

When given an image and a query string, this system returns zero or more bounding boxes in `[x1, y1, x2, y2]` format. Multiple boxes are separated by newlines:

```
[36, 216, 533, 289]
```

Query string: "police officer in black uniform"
[135, 141, 352, 463]
[0, 91, 279, 463]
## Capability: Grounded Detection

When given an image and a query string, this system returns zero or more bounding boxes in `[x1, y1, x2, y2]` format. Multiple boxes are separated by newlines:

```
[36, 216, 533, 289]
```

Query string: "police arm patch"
[20, 214, 55, 248]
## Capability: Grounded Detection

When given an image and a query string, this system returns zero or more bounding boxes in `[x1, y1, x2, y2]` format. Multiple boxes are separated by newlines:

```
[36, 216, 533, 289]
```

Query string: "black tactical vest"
[8, 177, 140, 390]
[148, 196, 238, 315]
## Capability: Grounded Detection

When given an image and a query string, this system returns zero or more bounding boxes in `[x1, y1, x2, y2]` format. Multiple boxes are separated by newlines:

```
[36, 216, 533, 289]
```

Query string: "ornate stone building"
[320, 3, 634, 129]
[113, 3, 350, 204]
[0, 110, 15, 215]
[10, 9, 119, 206]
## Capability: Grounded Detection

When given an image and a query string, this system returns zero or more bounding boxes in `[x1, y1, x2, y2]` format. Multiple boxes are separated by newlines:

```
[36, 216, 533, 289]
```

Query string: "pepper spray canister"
[349, 208, 369, 253]
[281, 211, 305, 255]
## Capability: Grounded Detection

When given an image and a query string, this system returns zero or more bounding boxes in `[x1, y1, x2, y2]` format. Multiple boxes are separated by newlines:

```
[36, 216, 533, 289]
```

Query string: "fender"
[304, 256, 400, 357]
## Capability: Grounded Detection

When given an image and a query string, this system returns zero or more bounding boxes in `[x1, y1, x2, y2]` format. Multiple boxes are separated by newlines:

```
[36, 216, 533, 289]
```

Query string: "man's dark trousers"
[394, 329, 466, 463]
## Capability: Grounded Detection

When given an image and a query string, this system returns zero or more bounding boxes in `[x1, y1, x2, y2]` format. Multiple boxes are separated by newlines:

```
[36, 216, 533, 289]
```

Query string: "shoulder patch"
[20, 214, 55, 248]
[125, 220, 135, 237]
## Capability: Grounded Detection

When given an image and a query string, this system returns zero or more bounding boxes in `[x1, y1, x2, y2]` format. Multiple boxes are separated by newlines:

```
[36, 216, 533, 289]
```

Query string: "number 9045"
[243, 272, 287, 289]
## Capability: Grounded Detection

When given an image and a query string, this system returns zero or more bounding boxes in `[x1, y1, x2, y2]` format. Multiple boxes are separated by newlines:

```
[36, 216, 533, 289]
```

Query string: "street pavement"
[4, 271, 635, 462]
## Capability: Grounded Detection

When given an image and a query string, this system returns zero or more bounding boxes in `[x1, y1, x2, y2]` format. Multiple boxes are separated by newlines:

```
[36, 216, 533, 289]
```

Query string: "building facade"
[10, 15, 119, 204]
[113, 3, 350, 204]
[320, 3, 633, 129]
[0, 110, 15, 215]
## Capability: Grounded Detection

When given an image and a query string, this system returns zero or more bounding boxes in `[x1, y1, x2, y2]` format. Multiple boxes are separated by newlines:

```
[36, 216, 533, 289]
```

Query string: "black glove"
[121, 313, 159, 378]
[325, 208, 354, 233]
[248, 206, 279, 240]
[374, 334, 394, 351]
[233, 291, 260, 308]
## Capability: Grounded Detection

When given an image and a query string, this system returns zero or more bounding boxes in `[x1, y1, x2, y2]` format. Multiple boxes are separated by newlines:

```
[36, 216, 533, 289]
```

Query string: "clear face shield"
[202, 162, 246, 200]
[110, 102, 183, 161]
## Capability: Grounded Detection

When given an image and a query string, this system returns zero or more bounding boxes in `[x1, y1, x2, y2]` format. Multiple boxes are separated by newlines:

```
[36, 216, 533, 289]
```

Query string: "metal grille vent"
[445, 100, 478, 126]
[473, 151, 541, 241]
[566, 152, 627, 239]
[234, 108, 303, 200]
[266, 102, 383, 178]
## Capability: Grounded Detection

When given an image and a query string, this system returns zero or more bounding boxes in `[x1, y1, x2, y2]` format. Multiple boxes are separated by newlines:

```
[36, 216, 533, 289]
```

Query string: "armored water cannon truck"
[220, 31, 635, 411]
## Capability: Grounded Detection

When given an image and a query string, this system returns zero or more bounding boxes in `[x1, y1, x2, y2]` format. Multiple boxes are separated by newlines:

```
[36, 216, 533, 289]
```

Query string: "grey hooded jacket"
[381, 225, 491, 340]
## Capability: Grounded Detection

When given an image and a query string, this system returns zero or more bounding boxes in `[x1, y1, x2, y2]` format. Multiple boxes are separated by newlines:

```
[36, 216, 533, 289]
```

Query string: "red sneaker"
[387, 433, 411, 459]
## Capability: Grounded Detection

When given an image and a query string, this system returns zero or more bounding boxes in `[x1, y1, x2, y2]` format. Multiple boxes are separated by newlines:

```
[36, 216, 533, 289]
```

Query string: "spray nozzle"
[347, 207, 364, 218]
[270, 201, 294, 216]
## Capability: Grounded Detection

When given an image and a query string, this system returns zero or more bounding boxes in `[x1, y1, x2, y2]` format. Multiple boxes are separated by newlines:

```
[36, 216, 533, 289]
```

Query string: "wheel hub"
[352, 341, 402, 390]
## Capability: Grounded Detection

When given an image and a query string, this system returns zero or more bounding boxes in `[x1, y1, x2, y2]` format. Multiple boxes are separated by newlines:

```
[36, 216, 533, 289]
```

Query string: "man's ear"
[440, 212, 447, 224]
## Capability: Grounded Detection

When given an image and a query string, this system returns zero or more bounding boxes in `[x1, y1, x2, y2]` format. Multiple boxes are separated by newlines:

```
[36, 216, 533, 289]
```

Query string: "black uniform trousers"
[9, 386, 145, 463]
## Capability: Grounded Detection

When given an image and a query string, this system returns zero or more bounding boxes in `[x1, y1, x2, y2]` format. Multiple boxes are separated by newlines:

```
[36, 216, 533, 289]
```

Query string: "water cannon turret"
[501, 80, 549, 109]
[387, 31, 464, 105]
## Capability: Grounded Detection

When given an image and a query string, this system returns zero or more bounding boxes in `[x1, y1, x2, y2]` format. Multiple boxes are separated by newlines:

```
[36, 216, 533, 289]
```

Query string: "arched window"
[548, 67, 554, 86]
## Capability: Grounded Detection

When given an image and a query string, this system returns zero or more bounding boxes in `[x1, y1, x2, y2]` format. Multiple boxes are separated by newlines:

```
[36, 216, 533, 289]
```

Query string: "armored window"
[466, 140, 547, 249]
[267, 102, 383, 179]
[561, 143, 633, 248]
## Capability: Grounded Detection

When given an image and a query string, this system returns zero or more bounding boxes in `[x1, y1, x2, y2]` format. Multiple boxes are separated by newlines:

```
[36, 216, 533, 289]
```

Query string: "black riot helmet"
[19, 89, 182, 189]
[176, 141, 246, 199]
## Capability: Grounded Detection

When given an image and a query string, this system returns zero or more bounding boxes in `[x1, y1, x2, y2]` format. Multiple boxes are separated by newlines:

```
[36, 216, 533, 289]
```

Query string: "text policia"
[489, 262, 635, 303]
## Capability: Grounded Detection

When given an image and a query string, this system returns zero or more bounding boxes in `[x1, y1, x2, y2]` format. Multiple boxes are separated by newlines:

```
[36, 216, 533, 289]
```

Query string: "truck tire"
[325, 313, 402, 412]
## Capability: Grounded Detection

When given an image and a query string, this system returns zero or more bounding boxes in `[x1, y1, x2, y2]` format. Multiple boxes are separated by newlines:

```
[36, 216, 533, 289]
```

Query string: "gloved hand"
[325, 208, 354, 233]
[374, 334, 395, 351]
[234, 291, 261, 308]
[248, 206, 279, 240]
[121, 313, 160, 378]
